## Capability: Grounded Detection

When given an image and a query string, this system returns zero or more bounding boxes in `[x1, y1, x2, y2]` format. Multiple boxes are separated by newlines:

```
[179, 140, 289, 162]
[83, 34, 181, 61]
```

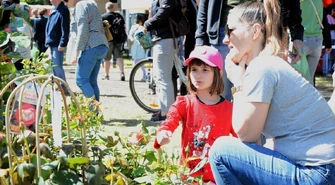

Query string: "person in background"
[144, 0, 180, 122]
[65, 7, 77, 65]
[196, 0, 304, 102]
[65, 0, 108, 101]
[209, 1, 335, 184]
[154, 46, 236, 184]
[45, 0, 70, 90]
[300, 0, 324, 84]
[102, 2, 127, 81]
[33, 8, 48, 54]
[323, 4, 335, 76]
[30, 7, 39, 26]
[128, 16, 146, 81]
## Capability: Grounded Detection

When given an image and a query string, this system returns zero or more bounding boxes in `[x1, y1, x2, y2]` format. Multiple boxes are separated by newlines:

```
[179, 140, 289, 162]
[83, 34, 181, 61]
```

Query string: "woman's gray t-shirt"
[243, 56, 335, 166]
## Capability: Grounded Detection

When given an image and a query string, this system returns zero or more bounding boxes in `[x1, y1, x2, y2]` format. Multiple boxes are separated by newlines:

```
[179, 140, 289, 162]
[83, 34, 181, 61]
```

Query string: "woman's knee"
[210, 136, 240, 158]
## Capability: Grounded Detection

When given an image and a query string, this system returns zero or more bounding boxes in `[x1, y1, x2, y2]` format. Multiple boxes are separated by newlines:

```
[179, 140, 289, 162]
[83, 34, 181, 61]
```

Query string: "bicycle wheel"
[129, 58, 160, 113]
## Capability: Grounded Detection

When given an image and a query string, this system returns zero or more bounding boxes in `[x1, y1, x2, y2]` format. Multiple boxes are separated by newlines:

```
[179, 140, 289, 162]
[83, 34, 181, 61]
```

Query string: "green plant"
[23, 0, 44, 5]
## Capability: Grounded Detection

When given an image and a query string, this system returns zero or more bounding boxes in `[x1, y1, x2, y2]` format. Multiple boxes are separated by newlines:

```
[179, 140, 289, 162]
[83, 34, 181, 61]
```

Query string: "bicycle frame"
[129, 55, 187, 113]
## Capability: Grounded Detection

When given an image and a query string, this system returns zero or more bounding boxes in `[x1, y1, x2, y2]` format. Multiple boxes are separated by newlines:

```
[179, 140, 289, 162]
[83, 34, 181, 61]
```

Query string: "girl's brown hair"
[186, 58, 224, 96]
[230, 0, 287, 56]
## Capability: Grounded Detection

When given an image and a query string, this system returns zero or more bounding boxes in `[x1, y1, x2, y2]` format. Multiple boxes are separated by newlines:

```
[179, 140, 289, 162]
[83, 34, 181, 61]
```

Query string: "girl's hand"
[225, 54, 248, 87]
[156, 130, 172, 146]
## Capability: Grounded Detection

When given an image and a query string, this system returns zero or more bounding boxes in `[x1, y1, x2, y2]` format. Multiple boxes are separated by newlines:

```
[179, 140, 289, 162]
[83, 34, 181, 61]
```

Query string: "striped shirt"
[73, 0, 108, 51]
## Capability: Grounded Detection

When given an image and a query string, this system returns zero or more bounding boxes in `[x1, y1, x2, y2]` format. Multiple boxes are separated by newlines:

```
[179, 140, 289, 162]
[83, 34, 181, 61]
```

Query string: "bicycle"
[129, 54, 187, 113]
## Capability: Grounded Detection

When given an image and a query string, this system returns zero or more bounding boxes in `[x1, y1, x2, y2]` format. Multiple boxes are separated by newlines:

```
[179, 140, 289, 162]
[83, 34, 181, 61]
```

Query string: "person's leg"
[134, 58, 146, 80]
[209, 136, 335, 185]
[323, 51, 330, 75]
[212, 27, 232, 102]
[76, 49, 98, 99]
[303, 36, 323, 83]
[112, 58, 117, 68]
[103, 42, 113, 80]
[152, 38, 178, 117]
[89, 45, 108, 102]
[50, 46, 66, 83]
[114, 43, 125, 81]
[172, 65, 178, 98]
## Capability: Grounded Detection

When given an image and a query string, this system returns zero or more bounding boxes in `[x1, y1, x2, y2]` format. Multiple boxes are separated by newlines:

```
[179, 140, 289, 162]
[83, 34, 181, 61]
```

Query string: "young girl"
[153, 46, 236, 183]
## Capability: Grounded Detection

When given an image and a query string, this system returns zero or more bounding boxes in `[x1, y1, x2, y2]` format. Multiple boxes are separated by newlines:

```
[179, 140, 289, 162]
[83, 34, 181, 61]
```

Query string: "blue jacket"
[45, 1, 70, 47]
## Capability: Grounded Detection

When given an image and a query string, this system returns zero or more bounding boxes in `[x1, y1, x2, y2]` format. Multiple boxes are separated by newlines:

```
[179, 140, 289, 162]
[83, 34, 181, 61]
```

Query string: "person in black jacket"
[144, 0, 181, 122]
[33, 8, 48, 54]
[195, 0, 304, 102]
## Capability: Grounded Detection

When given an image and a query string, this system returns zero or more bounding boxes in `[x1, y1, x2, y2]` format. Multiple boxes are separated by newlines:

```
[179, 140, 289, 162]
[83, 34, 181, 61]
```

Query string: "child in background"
[128, 16, 146, 81]
[153, 46, 236, 184]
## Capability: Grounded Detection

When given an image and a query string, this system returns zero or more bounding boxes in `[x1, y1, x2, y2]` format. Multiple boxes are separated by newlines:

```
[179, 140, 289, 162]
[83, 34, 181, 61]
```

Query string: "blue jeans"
[322, 39, 335, 75]
[209, 136, 335, 185]
[212, 27, 233, 102]
[50, 47, 66, 84]
[76, 45, 108, 101]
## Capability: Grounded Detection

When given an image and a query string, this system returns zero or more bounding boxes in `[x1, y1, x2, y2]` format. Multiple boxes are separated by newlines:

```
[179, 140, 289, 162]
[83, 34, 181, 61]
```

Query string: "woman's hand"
[156, 130, 172, 146]
[225, 54, 248, 87]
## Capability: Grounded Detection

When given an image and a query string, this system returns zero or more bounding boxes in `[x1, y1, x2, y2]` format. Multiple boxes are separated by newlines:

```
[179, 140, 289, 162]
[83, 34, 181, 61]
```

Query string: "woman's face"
[223, 14, 254, 63]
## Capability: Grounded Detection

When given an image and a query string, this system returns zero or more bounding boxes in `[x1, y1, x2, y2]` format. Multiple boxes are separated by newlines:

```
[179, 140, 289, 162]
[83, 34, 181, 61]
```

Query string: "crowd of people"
[5, 0, 335, 184]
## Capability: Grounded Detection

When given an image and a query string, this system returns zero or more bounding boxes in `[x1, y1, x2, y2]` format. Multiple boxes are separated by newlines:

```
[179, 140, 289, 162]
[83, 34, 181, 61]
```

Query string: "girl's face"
[223, 14, 254, 63]
[190, 63, 214, 92]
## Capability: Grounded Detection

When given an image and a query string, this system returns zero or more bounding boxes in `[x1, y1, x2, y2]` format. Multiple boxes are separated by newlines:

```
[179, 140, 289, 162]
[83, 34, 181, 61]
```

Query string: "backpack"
[110, 13, 128, 43]
[169, 0, 190, 36]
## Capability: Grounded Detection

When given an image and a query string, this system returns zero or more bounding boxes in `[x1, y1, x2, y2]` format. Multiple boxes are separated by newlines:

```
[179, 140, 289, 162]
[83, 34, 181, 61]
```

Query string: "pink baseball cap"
[184, 46, 223, 70]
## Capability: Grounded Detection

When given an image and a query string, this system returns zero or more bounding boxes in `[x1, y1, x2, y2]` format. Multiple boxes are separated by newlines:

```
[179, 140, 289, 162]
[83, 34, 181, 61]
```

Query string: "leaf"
[144, 151, 157, 164]
[86, 162, 105, 185]
[31, 155, 52, 180]
[0, 31, 10, 47]
[98, 135, 107, 143]
[133, 167, 145, 177]
[141, 122, 149, 134]
[17, 163, 36, 182]
[107, 135, 114, 144]
[37, 176, 45, 185]
[0, 62, 16, 73]
[5, 51, 22, 58]
[41, 160, 59, 171]
[50, 170, 83, 185]
[133, 175, 154, 183]
[67, 157, 90, 169]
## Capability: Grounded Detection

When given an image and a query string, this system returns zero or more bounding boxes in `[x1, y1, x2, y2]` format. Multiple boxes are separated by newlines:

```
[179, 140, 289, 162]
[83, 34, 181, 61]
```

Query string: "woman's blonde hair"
[186, 59, 224, 96]
[230, 0, 287, 56]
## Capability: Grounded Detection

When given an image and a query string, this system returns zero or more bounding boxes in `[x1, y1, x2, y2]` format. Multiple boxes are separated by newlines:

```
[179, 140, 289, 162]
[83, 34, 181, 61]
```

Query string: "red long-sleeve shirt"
[154, 95, 236, 182]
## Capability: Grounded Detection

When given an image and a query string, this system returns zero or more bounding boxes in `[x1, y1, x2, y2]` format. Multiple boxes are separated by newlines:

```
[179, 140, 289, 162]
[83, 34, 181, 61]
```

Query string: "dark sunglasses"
[225, 24, 235, 37]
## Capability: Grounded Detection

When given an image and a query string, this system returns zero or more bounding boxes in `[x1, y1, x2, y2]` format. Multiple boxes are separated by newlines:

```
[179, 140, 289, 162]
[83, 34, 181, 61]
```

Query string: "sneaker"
[102, 76, 109, 80]
[120, 73, 125, 81]
[150, 112, 166, 123]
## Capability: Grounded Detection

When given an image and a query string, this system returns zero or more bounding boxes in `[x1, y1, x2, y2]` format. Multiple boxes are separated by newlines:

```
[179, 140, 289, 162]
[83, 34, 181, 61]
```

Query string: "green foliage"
[22, 0, 44, 5]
